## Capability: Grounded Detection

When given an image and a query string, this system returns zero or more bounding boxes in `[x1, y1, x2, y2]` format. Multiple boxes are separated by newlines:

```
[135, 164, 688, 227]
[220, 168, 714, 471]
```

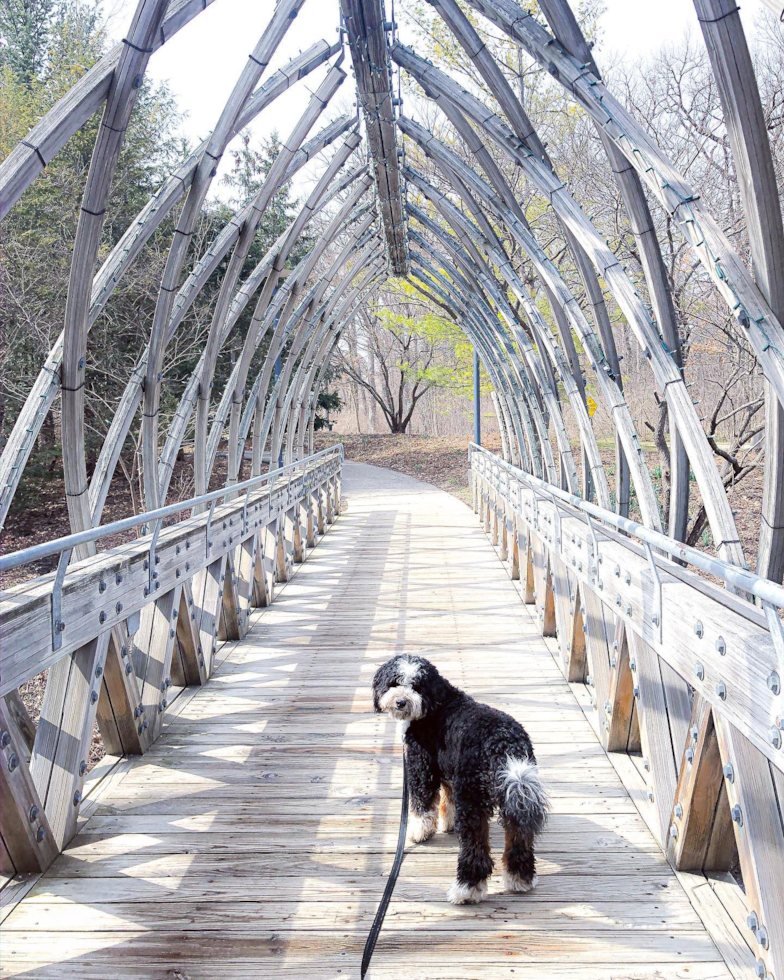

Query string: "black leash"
[361, 751, 408, 979]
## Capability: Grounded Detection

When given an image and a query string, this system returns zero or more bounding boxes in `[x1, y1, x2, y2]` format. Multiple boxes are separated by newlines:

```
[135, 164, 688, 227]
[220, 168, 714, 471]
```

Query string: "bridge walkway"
[0, 462, 730, 979]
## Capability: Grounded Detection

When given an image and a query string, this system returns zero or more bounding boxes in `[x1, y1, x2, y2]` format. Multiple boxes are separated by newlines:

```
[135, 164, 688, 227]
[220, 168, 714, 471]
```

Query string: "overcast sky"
[105, 0, 767, 200]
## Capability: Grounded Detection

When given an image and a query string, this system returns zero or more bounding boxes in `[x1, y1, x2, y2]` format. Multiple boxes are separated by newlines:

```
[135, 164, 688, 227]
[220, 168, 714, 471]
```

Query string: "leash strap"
[361, 751, 408, 978]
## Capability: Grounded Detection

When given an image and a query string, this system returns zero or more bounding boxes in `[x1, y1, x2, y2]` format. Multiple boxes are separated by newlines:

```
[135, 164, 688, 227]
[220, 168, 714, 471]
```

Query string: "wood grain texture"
[1, 463, 731, 978]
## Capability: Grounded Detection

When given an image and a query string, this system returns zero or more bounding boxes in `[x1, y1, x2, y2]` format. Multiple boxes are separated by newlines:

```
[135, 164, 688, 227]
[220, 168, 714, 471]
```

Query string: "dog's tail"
[497, 755, 549, 837]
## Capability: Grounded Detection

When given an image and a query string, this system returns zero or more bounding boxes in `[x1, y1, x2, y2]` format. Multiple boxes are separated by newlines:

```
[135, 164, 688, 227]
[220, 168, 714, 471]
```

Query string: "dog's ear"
[372, 660, 396, 712]
[417, 661, 452, 715]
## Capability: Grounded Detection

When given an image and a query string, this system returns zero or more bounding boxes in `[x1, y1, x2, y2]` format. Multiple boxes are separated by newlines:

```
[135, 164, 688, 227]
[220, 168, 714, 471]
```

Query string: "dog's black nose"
[396, 698, 407, 709]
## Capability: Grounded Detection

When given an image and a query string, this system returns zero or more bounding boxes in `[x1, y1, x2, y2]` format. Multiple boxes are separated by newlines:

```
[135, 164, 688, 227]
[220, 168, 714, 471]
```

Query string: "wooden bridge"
[2, 0, 784, 976]
[0, 462, 762, 978]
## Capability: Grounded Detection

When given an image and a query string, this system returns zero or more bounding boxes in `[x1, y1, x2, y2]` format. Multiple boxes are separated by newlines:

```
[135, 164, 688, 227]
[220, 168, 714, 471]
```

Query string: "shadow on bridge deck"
[0, 462, 731, 979]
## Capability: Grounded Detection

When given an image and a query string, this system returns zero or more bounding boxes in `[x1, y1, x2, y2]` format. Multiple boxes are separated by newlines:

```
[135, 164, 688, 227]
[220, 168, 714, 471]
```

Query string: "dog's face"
[372, 656, 444, 722]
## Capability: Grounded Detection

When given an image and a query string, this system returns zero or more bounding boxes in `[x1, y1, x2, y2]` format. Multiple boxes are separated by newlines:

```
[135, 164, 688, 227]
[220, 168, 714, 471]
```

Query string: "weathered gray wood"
[0, 700, 58, 873]
[694, 0, 784, 583]
[29, 632, 112, 850]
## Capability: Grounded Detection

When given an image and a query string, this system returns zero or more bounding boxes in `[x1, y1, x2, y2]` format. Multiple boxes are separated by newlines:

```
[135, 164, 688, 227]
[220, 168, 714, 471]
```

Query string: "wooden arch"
[2, 5, 784, 971]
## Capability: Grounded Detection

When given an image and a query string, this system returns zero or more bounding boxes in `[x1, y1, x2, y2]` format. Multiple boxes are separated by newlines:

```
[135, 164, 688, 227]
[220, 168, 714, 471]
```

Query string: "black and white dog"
[372, 655, 548, 905]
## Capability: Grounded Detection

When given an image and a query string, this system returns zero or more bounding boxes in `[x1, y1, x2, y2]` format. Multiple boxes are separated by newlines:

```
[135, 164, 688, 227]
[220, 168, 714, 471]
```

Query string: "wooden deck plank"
[0, 463, 730, 979]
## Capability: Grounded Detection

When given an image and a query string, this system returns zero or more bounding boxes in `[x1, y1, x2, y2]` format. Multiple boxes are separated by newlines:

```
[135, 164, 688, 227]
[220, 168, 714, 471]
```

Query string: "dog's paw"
[437, 811, 455, 834]
[407, 810, 437, 844]
[503, 871, 538, 893]
[447, 879, 488, 905]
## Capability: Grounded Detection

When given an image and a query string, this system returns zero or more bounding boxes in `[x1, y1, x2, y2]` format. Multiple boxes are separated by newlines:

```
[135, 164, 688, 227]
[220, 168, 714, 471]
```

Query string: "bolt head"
[0, 731, 10, 748]
[669, 824, 678, 839]
[767, 671, 781, 696]
[685, 747, 695, 764]
[754, 959, 765, 979]
[768, 727, 782, 750]
[695, 664, 704, 680]
[746, 911, 759, 932]
[29, 805, 40, 822]
[731, 804, 743, 826]
[694, 620, 704, 638]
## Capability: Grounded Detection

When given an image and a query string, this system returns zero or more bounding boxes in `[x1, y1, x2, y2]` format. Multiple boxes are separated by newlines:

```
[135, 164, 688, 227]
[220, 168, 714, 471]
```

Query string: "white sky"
[104, 0, 767, 201]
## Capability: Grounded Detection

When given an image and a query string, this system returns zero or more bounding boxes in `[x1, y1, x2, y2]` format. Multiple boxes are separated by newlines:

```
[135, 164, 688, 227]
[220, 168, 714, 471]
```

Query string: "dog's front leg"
[447, 807, 492, 904]
[406, 741, 440, 844]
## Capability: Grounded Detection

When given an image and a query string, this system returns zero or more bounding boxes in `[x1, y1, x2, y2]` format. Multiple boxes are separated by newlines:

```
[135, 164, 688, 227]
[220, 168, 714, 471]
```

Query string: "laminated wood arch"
[2, 0, 781, 570]
[3, 6, 784, 970]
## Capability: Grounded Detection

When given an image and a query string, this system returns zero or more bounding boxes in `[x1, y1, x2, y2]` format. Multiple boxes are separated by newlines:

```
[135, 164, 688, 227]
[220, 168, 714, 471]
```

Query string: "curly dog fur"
[372, 655, 549, 904]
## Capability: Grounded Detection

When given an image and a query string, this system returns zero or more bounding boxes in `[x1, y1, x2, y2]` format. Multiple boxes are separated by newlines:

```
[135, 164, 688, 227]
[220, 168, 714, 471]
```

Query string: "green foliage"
[314, 390, 342, 431]
[0, 0, 310, 513]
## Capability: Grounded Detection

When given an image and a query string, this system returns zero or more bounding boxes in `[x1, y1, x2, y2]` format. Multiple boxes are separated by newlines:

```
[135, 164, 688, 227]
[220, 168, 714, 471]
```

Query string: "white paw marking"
[407, 810, 437, 843]
[503, 871, 538, 893]
[447, 879, 488, 905]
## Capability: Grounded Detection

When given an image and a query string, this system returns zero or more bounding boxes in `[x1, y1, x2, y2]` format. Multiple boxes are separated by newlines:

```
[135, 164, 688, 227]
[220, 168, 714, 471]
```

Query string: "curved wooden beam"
[0, 40, 341, 531]
[60, 0, 171, 547]
[0, 0, 217, 221]
[694, 0, 784, 583]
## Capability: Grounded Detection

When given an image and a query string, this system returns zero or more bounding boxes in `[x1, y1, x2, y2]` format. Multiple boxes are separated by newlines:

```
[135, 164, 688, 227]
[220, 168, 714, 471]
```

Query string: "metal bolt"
[633, 686, 640, 699]
[756, 926, 769, 950]
[767, 671, 781, 696]
[674, 803, 683, 818]
[694, 620, 704, 639]
[142, 720, 149, 731]
[99, 580, 106, 593]
[754, 960, 765, 979]
[716, 682, 727, 700]
[624, 572, 631, 585]
[695, 664, 704, 681]
[630, 660, 636, 671]
[90, 690, 98, 704]
[691, 725, 700, 741]
[625, 603, 632, 616]
[731, 804, 743, 826]
[669, 824, 678, 839]
[723, 763, 734, 782]
[73, 790, 82, 806]
[0, 731, 10, 748]
[79, 761, 88, 776]
[116, 602, 123, 614]
[643, 758, 650, 771]
[610, 656, 617, 669]
[615, 596, 622, 607]
[36, 826, 47, 843]
[614, 565, 620, 578]
[647, 788, 654, 802]
[7, 753, 18, 772]
[29, 805, 39, 822]
[768, 727, 782, 750]
[95, 664, 102, 678]
[748, 911, 759, 932]
[685, 747, 695, 764]
[716, 636, 726, 655]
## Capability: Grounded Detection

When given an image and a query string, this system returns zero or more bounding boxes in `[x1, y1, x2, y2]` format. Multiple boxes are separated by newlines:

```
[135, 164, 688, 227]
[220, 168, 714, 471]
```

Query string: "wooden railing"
[470, 444, 784, 979]
[0, 446, 343, 876]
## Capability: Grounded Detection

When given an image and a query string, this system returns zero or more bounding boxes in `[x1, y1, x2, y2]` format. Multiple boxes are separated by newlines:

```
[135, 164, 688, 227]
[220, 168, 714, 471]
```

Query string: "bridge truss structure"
[2, 0, 784, 976]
